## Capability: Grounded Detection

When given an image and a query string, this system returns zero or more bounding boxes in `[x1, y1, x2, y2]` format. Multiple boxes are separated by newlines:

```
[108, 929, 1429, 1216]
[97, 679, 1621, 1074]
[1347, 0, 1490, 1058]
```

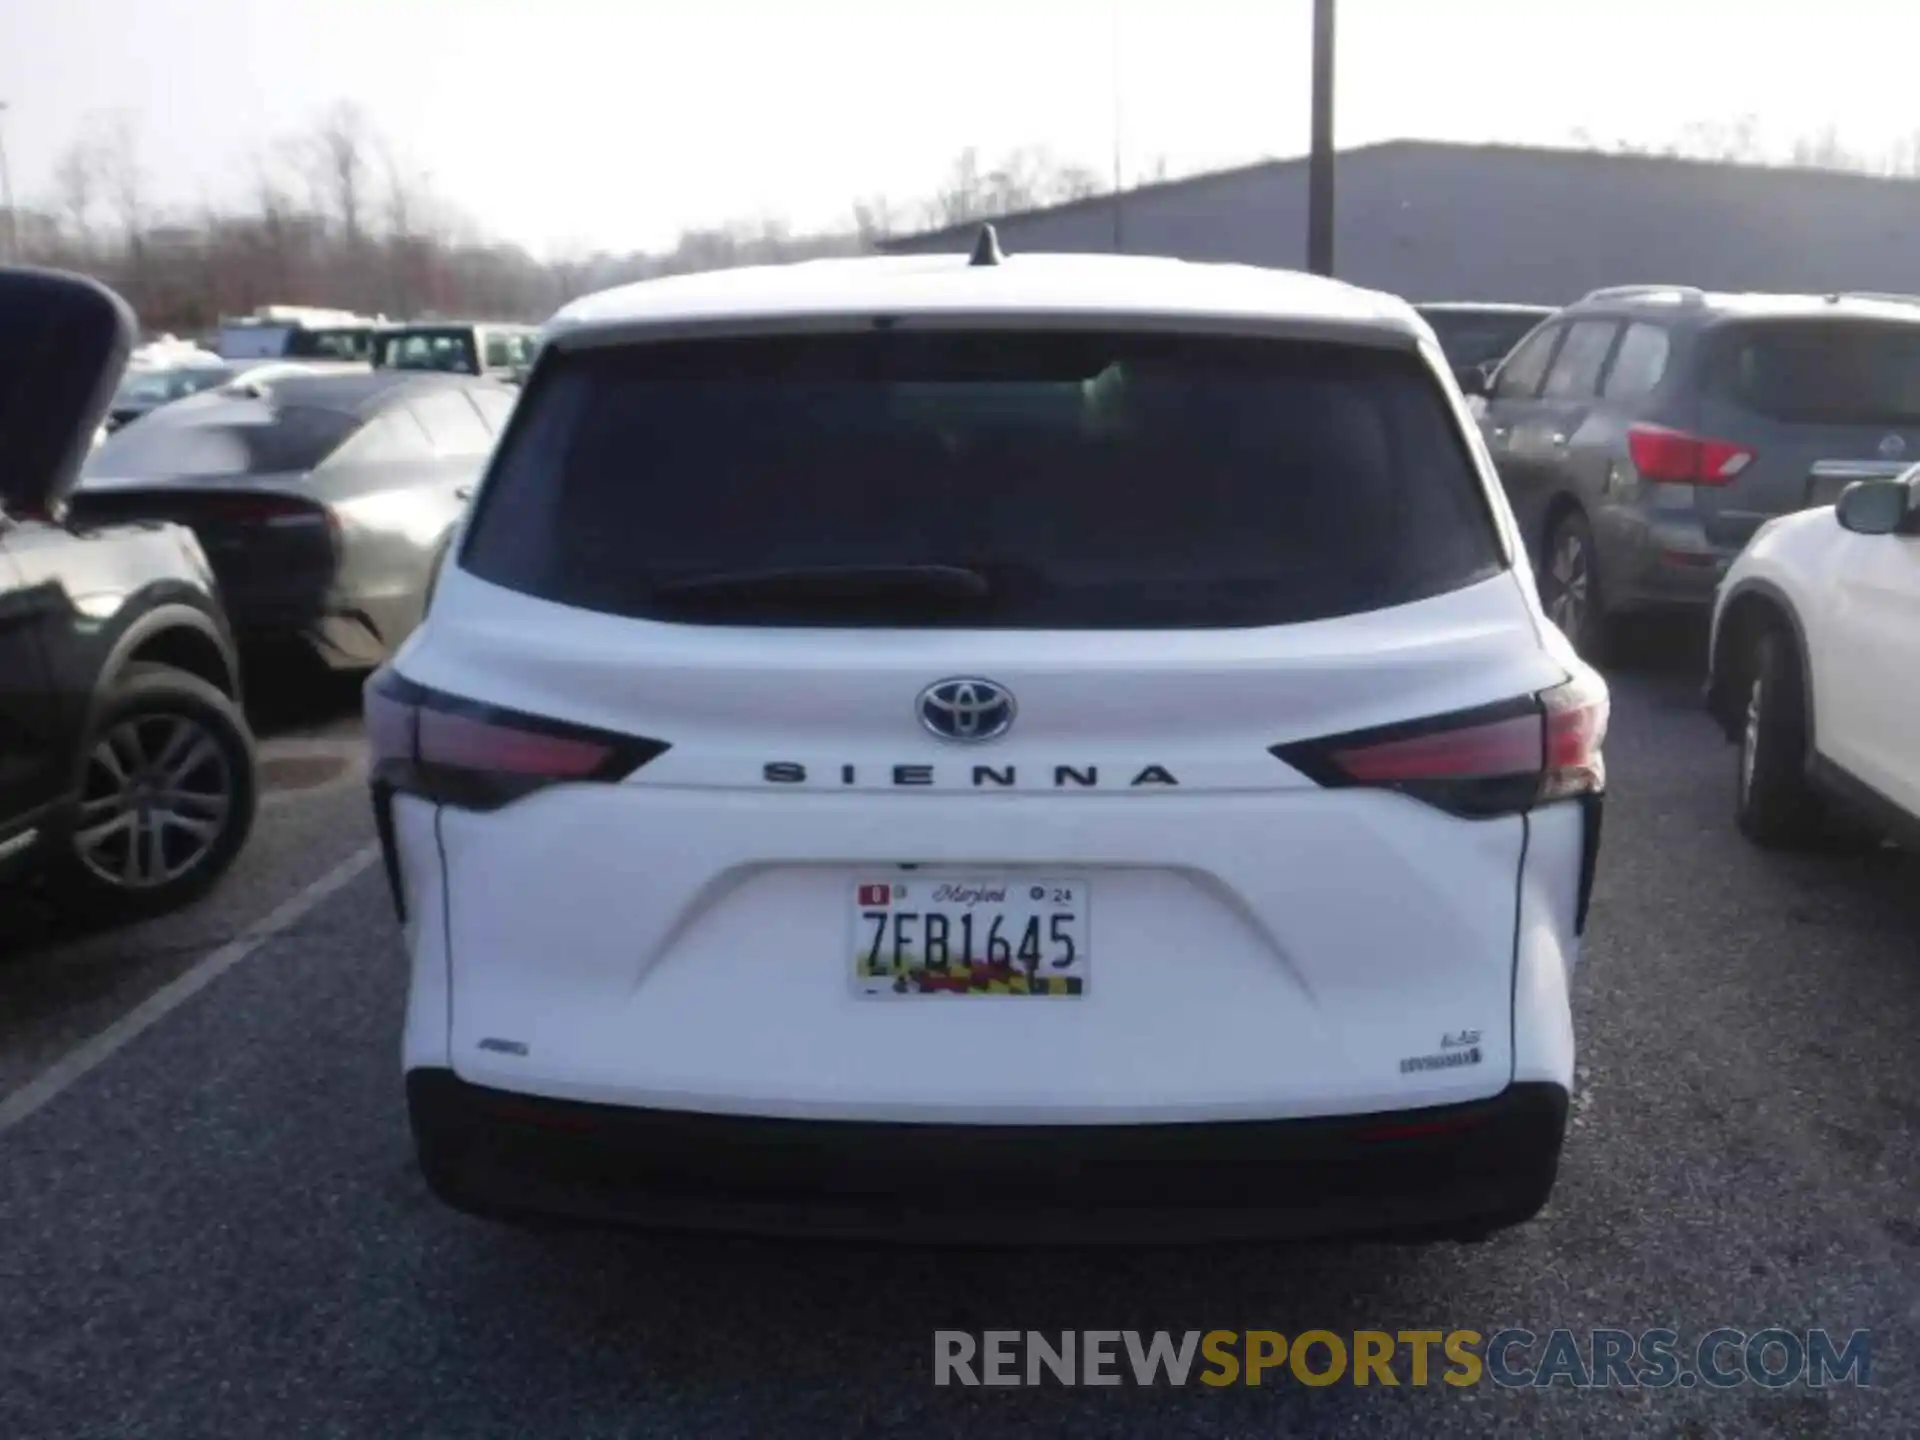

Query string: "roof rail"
[1578, 284, 1707, 306]
[1832, 290, 1920, 307]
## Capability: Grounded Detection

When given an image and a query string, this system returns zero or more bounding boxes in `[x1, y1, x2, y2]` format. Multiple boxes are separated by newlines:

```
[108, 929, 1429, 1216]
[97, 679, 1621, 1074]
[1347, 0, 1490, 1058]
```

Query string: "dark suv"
[1477, 286, 1920, 655]
[1, 270, 258, 919]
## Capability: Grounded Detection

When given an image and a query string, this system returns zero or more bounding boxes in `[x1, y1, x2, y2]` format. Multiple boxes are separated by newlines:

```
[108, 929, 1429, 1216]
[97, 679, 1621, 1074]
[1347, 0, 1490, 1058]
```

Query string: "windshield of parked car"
[462, 330, 1503, 629]
[113, 365, 233, 408]
[82, 401, 363, 479]
[377, 329, 480, 374]
[1701, 318, 1920, 425]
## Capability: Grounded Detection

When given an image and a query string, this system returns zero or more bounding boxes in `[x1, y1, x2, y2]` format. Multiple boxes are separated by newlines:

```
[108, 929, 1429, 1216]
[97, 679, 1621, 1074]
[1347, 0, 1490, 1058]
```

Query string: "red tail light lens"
[1627, 424, 1754, 485]
[1540, 669, 1608, 801]
[1271, 671, 1609, 818]
[365, 669, 667, 811]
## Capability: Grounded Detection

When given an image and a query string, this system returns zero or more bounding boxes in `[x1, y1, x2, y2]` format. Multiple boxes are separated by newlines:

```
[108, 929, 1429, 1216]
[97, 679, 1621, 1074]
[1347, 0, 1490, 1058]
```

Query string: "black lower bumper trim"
[407, 1071, 1569, 1244]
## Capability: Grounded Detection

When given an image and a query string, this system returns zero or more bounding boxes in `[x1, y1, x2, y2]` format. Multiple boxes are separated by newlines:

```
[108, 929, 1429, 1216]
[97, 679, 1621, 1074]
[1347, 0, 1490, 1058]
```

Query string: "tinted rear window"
[379, 329, 480, 374]
[1702, 319, 1920, 425]
[84, 403, 361, 479]
[461, 331, 1503, 629]
[1420, 311, 1546, 370]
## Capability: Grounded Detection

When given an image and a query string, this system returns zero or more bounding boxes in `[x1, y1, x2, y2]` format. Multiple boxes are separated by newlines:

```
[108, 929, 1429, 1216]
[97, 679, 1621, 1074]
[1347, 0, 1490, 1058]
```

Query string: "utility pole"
[1306, 0, 1335, 276]
[1111, 0, 1125, 252]
[0, 101, 18, 264]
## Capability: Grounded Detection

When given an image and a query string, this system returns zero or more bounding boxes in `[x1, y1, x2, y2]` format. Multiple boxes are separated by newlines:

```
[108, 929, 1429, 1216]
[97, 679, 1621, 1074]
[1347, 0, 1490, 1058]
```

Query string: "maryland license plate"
[851, 875, 1089, 997]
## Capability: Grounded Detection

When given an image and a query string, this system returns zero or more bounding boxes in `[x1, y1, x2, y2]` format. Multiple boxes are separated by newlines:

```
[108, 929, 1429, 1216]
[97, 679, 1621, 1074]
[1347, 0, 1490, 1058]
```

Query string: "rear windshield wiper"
[650, 563, 995, 605]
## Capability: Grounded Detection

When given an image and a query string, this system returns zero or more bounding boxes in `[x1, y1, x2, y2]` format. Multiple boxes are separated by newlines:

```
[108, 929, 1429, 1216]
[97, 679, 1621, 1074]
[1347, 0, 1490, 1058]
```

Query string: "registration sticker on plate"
[851, 876, 1089, 997]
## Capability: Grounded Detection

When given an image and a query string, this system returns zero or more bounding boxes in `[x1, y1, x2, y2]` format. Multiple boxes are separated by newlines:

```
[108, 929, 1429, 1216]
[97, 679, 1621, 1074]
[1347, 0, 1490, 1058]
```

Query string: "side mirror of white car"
[1836, 477, 1918, 537]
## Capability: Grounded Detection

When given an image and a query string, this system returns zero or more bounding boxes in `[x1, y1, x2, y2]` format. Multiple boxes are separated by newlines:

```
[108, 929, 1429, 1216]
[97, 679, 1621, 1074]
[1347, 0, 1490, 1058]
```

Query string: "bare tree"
[323, 102, 372, 243]
[852, 194, 898, 246]
[1791, 124, 1861, 172]
[51, 132, 102, 255]
[99, 114, 147, 261]
[932, 147, 988, 226]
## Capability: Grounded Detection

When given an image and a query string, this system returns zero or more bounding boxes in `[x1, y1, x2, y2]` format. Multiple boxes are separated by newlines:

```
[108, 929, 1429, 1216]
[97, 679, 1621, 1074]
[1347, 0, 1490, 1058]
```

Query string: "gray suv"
[1477, 286, 1920, 655]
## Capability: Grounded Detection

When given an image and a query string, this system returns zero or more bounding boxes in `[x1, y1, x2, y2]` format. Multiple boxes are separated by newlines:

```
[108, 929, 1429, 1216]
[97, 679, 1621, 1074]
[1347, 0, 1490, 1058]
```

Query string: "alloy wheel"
[1741, 675, 1763, 804]
[1546, 530, 1590, 636]
[73, 713, 235, 889]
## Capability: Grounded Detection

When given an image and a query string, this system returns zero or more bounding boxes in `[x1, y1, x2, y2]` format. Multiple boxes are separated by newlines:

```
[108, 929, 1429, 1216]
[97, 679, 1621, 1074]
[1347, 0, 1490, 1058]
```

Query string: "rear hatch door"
[417, 321, 1576, 1119]
[1691, 314, 1920, 547]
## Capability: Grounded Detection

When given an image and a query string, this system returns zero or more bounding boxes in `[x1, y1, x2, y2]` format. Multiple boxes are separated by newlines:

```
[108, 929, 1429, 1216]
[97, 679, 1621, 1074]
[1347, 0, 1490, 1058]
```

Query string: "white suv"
[366, 241, 1609, 1243]
[1708, 469, 1920, 848]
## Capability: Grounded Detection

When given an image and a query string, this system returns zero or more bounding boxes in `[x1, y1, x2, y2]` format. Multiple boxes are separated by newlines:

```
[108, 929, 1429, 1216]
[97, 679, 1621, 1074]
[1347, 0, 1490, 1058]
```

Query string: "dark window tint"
[410, 389, 493, 456]
[84, 402, 360, 479]
[461, 331, 1503, 630]
[1421, 311, 1547, 371]
[483, 332, 514, 369]
[379, 329, 479, 374]
[1542, 320, 1618, 399]
[288, 327, 372, 361]
[1494, 324, 1559, 399]
[1603, 322, 1670, 400]
[1701, 320, 1920, 425]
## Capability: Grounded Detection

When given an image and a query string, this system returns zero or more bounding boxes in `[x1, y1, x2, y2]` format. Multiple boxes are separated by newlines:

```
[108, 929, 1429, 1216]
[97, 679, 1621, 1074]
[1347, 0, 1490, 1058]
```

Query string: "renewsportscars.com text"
[933, 1328, 1874, 1389]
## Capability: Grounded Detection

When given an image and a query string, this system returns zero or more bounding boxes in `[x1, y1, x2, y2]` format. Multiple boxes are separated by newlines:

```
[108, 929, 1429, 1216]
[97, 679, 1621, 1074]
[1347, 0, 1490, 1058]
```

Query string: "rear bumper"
[407, 1069, 1569, 1244]
[1606, 533, 1732, 612]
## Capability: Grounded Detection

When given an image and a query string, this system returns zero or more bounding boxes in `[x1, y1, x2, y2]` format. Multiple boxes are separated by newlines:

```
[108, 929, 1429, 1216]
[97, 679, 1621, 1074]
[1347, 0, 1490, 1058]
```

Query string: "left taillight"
[365, 669, 668, 812]
[1271, 670, 1609, 819]
[1627, 423, 1754, 485]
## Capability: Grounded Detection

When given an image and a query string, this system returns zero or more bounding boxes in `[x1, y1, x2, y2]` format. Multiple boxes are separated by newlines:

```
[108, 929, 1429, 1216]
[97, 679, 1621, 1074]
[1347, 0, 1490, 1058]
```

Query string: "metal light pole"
[1306, 0, 1336, 276]
[1111, 0, 1125, 253]
[0, 101, 18, 264]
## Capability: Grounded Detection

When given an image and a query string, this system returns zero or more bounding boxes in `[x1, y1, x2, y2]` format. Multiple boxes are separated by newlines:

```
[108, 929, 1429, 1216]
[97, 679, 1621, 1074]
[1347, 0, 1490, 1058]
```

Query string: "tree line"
[7, 106, 1128, 337]
[16, 103, 1920, 339]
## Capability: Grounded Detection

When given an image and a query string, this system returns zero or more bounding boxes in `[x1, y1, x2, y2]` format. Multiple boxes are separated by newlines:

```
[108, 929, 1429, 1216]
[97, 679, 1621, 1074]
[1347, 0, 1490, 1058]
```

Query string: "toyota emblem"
[1879, 433, 1907, 460]
[917, 677, 1016, 743]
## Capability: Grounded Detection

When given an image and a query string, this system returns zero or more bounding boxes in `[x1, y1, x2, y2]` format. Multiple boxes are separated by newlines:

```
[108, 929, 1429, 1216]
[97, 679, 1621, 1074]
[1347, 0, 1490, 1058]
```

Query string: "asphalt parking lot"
[1, 636, 1915, 1438]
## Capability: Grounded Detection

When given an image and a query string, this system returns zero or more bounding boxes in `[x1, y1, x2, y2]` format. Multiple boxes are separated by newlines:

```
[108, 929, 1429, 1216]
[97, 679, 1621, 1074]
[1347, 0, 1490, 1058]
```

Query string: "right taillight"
[1627, 423, 1754, 485]
[1271, 670, 1609, 819]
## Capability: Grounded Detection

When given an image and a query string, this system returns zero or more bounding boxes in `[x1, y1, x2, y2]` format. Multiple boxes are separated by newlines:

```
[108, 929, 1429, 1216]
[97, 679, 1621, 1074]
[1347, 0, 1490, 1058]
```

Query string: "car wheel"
[1540, 510, 1612, 662]
[1735, 630, 1825, 848]
[49, 662, 258, 918]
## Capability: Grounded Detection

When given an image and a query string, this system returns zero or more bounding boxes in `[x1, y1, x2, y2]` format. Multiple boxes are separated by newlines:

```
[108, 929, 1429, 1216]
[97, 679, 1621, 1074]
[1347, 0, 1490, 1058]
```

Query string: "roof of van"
[548, 250, 1424, 349]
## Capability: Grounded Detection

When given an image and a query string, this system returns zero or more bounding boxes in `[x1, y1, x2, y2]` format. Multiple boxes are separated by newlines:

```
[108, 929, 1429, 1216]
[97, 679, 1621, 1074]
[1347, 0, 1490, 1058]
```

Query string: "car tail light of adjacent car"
[1271, 670, 1609, 820]
[365, 668, 668, 812]
[1627, 423, 1754, 485]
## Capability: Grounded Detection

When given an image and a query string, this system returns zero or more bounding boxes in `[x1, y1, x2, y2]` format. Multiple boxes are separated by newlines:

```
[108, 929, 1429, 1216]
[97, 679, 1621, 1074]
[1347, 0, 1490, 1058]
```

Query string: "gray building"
[881, 140, 1920, 304]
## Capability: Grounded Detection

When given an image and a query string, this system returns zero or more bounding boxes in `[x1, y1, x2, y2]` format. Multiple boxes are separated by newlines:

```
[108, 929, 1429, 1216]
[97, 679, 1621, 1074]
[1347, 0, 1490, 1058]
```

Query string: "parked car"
[1414, 302, 1553, 390]
[374, 322, 540, 383]
[106, 360, 235, 432]
[368, 239, 1608, 1244]
[215, 305, 383, 363]
[1477, 286, 1920, 657]
[1, 267, 257, 918]
[109, 358, 373, 435]
[71, 370, 514, 672]
[1706, 471, 1920, 849]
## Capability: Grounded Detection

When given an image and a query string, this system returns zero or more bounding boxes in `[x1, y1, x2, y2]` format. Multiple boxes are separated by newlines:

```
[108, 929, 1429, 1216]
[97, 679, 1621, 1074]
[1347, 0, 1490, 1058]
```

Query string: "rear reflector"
[1270, 669, 1608, 818]
[365, 669, 668, 811]
[1627, 424, 1754, 485]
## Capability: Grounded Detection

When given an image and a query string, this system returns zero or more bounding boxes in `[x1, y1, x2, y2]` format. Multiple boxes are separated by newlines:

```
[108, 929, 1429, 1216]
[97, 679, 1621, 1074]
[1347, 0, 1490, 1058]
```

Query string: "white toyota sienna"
[367, 236, 1608, 1243]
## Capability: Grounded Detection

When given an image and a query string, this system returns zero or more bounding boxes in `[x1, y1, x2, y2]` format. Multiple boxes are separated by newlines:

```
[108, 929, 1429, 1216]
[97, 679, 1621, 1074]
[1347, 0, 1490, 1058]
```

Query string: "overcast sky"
[4, 0, 1918, 258]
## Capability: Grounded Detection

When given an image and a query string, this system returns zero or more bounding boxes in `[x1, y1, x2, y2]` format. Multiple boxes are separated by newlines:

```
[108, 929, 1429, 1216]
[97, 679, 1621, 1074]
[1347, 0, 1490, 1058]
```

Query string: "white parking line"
[0, 843, 379, 1137]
